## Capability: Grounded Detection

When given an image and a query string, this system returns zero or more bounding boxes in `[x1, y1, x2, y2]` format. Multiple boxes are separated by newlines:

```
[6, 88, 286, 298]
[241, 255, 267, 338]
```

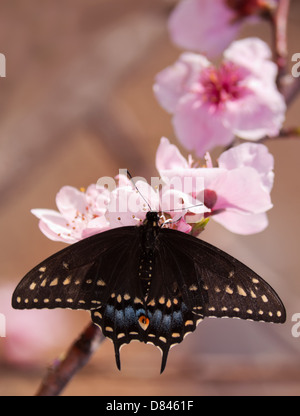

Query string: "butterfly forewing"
[12, 227, 138, 311]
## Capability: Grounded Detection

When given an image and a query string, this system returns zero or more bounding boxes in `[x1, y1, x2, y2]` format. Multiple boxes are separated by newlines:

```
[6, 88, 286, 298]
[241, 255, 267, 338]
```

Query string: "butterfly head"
[145, 211, 160, 226]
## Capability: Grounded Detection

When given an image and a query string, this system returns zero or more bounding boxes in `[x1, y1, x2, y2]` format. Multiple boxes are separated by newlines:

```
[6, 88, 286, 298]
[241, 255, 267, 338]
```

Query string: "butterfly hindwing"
[142, 238, 206, 373]
[158, 228, 286, 324]
[90, 232, 149, 370]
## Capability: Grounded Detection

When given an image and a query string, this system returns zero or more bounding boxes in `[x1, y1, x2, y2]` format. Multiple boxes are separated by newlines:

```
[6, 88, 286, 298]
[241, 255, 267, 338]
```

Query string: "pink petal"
[218, 143, 274, 192]
[156, 137, 189, 171]
[211, 167, 273, 214]
[224, 37, 278, 84]
[130, 180, 160, 212]
[212, 211, 269, 235]
[38, 220, 78, 243]
[230, 83, 286, 140]
[86, 184, 110, 215]
[168, 0, 241, 58]
[107, 186, 148, 228]
[56, 186, 87, 219]
[31, 208, 60, 220]
[82, 216, 110, 238]
[153, 52, 210, 113]
[161, 188, 206, 214]
[159, 167, 226, 196]
[175, 217, 192, 233]
[115, 174, 132, 187]
[173, 95, 235, 156]
[31, 209, 80, 243]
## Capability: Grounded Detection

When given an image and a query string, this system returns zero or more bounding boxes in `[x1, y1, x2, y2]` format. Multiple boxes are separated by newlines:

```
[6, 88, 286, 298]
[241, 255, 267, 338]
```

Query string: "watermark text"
[96, 169, 205, 219]
[0, 53, 6, 78]
[291, 313, 300, 338]
[0, 313, 6, 338]
[291, 53, 300, 78]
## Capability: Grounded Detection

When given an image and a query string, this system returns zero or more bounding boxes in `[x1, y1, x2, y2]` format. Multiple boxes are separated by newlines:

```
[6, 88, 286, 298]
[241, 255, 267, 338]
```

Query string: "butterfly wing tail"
[160, 347, 170, 374]
[114, 343, 122, 371]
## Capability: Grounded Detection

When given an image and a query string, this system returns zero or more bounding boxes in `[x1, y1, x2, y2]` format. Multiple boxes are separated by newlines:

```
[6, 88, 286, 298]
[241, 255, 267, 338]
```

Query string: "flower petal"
[168, 0, 241, 57]
[230, 82, 286, 140]
[211, 167, 273, 214]
[156, 137, 189, 171]
[175, 217, 192, 233]
[218, 143, 274, 192]
[224, 37, 278, 84]
[56, 186, 88, 219]
[173, 95, 235, 155]
[212, 211, 269, 235]
[153, 52, 210, 113]
[82, 216, 110, 238]
[31, 208, 70, 237]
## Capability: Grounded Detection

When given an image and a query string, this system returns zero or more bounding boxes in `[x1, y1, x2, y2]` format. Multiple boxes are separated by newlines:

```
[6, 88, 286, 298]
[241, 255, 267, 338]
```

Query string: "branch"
[281, 75, 300, 107]
[35, 323, 105, 397]
[272, 0, 290, 83]
[259, 126, 300, 144]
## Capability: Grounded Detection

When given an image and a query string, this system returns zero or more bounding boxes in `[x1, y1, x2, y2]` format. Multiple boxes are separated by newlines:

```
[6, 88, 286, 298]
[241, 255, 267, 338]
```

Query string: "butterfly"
[12, 210, 286, 373]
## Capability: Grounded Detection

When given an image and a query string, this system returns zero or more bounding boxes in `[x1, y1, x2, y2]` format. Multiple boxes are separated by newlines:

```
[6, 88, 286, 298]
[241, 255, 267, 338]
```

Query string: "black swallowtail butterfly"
[12, 211, 286, 373]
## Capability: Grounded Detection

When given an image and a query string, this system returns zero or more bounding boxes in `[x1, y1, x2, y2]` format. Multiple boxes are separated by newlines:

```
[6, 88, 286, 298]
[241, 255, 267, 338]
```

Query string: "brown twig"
[262, 0, 300, 144]
[35, 323, 105, 397]
[259, 126, 300, 143]
[272, 0, 290, 84]
[281, 75, 300, 107]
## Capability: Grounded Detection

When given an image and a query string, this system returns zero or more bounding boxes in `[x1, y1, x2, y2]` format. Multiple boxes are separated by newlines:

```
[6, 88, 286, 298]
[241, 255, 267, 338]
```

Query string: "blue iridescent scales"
[12, 211, 286, 373]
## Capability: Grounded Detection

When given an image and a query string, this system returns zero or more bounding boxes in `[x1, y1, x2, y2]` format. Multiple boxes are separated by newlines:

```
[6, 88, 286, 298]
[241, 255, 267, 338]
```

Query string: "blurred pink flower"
[156, 137, 274, 234]
[168, 0, 278, 58]
[0, 285, 70, 367]
[32, 185, 110, 244]
[154, 38, 286, 156]
[168, 0, 240, 58]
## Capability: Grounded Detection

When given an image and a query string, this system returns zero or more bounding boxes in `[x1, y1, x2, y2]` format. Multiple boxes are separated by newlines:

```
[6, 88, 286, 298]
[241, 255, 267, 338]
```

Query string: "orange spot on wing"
[138, 315, 150, 331]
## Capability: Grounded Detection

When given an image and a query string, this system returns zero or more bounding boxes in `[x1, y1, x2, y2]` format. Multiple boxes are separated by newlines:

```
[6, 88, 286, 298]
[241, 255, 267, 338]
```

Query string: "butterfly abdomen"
[136, 213, 162, 298]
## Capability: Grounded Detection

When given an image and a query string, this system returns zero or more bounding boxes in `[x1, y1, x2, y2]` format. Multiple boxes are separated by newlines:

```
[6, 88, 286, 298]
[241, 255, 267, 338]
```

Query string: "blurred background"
[0, 0, 300, 396]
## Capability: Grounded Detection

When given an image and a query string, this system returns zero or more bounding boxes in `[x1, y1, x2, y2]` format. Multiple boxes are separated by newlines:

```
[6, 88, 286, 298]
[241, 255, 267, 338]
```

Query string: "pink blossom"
[168, 0, 278, 58]
[154, 38, 286, 156]
[32, 185, 110, 244]
[168, 0, 241, 58]
[0, 285, 71, 367]
[31, 136, 274, 241]
[32, 175, 206, 243]
[156, 137, 274, 234]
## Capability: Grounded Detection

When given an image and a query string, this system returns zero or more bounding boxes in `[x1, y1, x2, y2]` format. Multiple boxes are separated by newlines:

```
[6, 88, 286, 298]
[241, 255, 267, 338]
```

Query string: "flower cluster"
[168, 0, 279, 58]
[34, 137, 274, 238]
[154, 38, 286, 155]
[33, 0, 286, 241]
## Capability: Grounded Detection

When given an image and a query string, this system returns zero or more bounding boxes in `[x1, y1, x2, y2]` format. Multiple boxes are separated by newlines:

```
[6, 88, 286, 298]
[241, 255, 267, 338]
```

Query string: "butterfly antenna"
[127, 170, 152, 211]
[168, 203, 204, 212]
